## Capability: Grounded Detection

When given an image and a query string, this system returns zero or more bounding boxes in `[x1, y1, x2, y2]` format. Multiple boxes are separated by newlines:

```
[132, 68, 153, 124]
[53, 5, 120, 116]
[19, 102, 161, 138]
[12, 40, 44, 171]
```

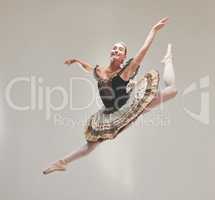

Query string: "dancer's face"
[110, 43, 127, 64]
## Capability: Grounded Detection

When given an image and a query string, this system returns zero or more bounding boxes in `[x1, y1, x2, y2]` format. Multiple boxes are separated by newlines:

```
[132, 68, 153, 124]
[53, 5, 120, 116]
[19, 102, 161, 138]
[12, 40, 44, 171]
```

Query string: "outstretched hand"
[64, 59, 77, 65]
[152, 17, 169, 32]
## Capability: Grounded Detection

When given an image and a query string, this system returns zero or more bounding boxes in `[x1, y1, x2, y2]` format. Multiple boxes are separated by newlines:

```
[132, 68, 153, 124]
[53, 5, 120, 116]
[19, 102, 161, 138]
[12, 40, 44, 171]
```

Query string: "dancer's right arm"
[64, 59, 93, 73]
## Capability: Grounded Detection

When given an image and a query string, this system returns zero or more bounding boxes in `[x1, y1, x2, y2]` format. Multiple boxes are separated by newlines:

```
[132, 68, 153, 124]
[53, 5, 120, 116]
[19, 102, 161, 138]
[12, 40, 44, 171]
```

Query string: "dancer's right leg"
[43, 141, 101, 175]
[63, 141, 100, 164]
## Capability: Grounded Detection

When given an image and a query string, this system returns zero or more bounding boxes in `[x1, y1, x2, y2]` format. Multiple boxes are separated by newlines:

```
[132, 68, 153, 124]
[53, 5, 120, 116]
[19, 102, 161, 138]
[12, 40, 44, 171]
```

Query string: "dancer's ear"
[123, 53, 127, 60]
[124, 49, 127, 58]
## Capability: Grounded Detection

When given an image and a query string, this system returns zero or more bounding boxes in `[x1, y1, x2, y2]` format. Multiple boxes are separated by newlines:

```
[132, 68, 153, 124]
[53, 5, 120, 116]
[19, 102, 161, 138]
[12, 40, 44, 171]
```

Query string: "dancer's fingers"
[160, 17, 169, 23]
[64, 60, 70, 65]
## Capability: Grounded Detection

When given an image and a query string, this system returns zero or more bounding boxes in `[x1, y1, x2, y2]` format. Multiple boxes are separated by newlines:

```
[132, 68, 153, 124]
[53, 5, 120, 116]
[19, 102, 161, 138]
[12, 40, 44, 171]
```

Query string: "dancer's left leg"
[143, 43, 177, 112]
[144, 86, 177, 112]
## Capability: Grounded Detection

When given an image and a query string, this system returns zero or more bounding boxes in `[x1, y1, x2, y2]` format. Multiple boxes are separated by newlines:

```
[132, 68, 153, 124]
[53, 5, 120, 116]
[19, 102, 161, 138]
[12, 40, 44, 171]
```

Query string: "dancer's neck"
[107, 60, 122, 73]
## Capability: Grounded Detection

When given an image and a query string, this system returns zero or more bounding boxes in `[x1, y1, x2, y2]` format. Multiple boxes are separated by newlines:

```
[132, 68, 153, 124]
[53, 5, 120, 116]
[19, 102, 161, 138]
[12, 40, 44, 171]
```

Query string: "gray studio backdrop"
[0, 1, 214, 200]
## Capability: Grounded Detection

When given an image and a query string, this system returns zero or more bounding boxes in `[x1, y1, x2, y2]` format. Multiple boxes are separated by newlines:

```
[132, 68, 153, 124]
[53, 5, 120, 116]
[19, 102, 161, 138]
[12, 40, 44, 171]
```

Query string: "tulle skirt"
[84, 69, 159, 142]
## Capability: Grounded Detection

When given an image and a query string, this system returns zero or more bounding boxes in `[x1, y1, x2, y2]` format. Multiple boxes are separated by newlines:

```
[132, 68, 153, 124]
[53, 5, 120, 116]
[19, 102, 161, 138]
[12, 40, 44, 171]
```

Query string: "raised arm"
[64, 58, 93, 73]
[121, 17, 169, 81]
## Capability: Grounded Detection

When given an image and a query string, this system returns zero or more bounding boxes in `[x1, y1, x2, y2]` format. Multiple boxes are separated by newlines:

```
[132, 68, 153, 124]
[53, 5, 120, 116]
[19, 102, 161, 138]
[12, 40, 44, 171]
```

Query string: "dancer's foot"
[161, 43, 172, 63]
[43, 160, 67, 175]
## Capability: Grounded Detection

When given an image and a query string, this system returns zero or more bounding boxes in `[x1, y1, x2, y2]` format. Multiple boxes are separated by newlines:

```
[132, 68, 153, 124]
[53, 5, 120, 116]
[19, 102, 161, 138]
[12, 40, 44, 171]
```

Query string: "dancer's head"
[110, 42, 127, 64]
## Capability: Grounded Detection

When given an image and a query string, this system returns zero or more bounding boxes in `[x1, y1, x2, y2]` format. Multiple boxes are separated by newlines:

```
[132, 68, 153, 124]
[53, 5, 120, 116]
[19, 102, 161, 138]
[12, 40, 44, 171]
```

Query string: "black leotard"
[94, 58, 139, 113]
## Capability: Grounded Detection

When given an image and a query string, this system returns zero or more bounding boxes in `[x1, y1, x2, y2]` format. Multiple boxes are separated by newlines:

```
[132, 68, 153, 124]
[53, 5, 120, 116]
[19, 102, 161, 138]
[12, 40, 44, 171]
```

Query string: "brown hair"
[118, 42, 127, 55]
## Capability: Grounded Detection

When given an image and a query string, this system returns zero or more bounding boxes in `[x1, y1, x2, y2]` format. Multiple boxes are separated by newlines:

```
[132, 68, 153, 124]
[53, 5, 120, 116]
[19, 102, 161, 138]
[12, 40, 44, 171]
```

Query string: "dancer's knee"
[86, 141, 100, 153]
[160, 86, 178, 102]
[170, 86, 178, 98]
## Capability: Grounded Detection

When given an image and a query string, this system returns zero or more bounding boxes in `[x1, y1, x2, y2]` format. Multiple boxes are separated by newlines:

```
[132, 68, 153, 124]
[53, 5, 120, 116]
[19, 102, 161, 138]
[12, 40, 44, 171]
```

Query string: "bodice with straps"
[93, 58, 140, 114]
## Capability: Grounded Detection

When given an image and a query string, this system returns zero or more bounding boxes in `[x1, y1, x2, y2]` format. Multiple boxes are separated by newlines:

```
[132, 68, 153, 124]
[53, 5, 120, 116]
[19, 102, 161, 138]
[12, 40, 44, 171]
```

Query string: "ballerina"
[43, 17, 177, 175]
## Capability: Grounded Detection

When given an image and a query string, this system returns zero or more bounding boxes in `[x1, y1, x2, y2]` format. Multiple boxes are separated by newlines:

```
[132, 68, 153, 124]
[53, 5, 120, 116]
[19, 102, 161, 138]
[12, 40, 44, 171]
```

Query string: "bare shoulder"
[95, 65, 103, 71]
[120, 58, 140, 81]
[94, 65, 106, 79]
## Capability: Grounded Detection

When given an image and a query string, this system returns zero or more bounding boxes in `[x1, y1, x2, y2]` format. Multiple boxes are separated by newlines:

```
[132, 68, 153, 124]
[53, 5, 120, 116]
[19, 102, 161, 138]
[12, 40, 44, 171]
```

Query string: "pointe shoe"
[161, 43, 172, 63]
[43, 160, 67, 175]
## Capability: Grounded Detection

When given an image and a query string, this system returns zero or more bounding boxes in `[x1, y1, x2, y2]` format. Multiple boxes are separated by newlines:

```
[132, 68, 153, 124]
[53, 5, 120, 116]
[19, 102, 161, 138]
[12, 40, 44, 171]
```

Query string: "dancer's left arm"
[121, 17, 169, 80]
